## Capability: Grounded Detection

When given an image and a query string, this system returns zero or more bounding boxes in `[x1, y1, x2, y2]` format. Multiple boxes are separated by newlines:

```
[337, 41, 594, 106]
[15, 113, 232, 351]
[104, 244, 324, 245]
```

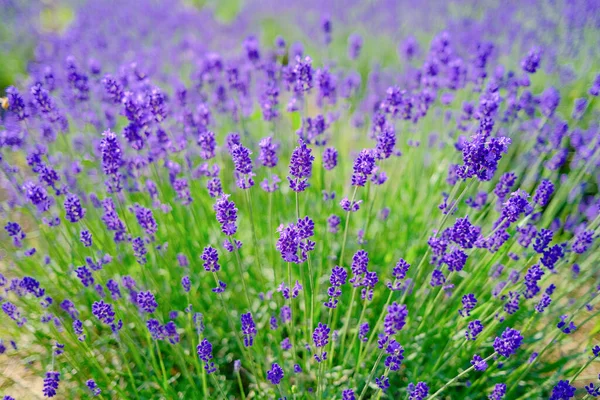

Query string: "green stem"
[357, 350, 385, 400]
[429, 352, 497, 398]
[231, 237, 253, 309]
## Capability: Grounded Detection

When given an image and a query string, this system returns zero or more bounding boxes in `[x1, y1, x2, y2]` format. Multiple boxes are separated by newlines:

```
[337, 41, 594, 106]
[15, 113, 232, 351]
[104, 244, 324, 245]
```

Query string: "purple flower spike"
[267, 363, 284, 385]
[288, 140, 314, 192]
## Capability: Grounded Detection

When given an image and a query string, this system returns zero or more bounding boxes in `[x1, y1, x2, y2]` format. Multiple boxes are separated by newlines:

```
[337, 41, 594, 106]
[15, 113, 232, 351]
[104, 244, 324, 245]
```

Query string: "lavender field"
[1, 0, 599, 399]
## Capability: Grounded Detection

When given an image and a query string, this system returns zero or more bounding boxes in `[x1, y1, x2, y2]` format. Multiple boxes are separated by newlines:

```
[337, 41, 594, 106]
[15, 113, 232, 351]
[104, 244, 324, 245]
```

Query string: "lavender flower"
[493, 327, 523, 357]
[489, 383, 506, 400]
[4, 222, 25, 247]
[288, 140, 314, 192]
[259, 137, 279, 168]
[80, 230, 92, 247]
[132, 204, 157, 235]
[214, 194, 238, 236]
[137, 291, 158, 313]
[572, 230, 594, 254]
[43, 371, 60, 397]
[459, 294, 477, 317]
[348, 33, 363, 60]
[471, 354, 488, 371]
[408, 382, 429, 400]
[351, 149, 376, 187]
[323, 147, 338, 170]
[532, 179, 554, 207]
[384, 302, 408, 336]
[64, 193, 86, 223]
[230, 143, 255, 189]
[241, 312, 257, 347]
[86, 379, 101, 396]
[550, 380, 576, 400]
[466, 320, 484, 340]
[267, 363, 284, 385]
[197, 338, 216, 374]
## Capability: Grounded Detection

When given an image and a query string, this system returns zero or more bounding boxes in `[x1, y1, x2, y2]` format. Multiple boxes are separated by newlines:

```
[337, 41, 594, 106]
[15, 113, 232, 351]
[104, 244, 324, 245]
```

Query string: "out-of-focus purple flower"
[521, 48, 541, 73]
[323, 147, 338, 170]
[327, 214, 341, 234]
[540, 87, 560, 117]
[258, 137, 279, 168]
[533, 179, 554, 207]
[4, 222, 25, 247]
[408, 382, 429, 400]
[137, 291, 158, 313]
[572, 230, 594, 254]
[86, 379, 101, 397]
[489, 383, 507, 400]
[348, 33, 363, 60]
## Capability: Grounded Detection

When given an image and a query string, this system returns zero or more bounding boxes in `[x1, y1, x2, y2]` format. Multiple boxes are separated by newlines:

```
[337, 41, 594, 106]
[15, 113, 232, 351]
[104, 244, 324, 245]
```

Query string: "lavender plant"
[1, 0, 599, 399]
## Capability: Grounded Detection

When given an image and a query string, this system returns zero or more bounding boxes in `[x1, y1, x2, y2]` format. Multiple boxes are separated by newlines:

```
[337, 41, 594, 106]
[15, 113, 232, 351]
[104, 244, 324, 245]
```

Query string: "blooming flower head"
[64, 193, 85, 223]
[43, 371, 60, 397]
[201, 245, 220, 272]
[408, 382, 429, 400]
[86, 379, 101, 396]
[267, 363, 284, 385]
[214, 194, 238, 236]
[241, 312, 257, 347]
[466, 320, 484, 340]
[137, 291, 158, 313]
[197, 338, 216, 374]
[489, 383, 506, 400]
[493, 327, 523, 358]
[532, 179, 554, 207]
[323, 147, 338, 170]
[351, 149, 376, 187]
[471, 354, 488, 371]
[258, 137, 279, 168]
[288, 139, 314, 192]
[384, 302, 408, 336]
[313, 322, 330, 348]
[550, 380, 576, 400]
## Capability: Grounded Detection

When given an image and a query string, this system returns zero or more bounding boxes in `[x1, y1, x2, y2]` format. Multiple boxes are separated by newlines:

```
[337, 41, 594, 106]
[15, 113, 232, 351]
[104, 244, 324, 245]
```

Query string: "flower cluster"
[1, 1, 598, 399]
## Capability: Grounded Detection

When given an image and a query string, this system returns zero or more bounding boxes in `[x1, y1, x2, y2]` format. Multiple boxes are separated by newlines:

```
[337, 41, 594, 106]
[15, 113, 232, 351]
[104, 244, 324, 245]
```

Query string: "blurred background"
[2, 0, 599, 94]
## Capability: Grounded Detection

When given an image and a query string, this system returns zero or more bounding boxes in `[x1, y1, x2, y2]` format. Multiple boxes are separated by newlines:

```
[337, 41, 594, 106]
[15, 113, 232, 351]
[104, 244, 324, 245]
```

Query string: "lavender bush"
[1, 0, 599, 399]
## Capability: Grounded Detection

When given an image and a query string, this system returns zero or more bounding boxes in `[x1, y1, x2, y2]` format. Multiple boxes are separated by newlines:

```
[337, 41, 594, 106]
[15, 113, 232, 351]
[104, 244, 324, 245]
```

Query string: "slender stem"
[570, 354, 598, 383]
[244, 189, 265, 286]
[277, 384, 287, 400]
[429, 352, 497, 398]
[211, 374, 227, 400]
[231, 237, 253, 308]
[155, 340, 170, 391]
[269, 191, 277, 283]
[357, 350, 385, 400]
[342, 299, 369, 367]
[374, 367, 391, 400]
[339, 186, 359, 267]
[237, 370, 247, 400]
[146, 332, 169, 396]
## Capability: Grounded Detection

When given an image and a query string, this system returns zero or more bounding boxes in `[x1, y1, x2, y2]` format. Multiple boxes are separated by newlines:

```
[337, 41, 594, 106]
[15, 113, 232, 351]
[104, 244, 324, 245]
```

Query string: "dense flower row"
[1, 0, 599, 399]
